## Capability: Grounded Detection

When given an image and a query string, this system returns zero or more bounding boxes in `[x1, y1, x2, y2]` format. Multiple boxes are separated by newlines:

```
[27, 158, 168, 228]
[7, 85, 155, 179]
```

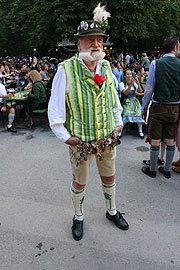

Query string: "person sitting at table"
[0, 64, 13, 84]
[24, 70, 47, 127]
[40, 63, 49, 81]
[30, 56, 41, 72]
[5, 63, 10, 76]
[46, 68, 55, 99]
[9, 66, 17, 80]
[0, 82, 17, 132]
[17, 68, 31, 91]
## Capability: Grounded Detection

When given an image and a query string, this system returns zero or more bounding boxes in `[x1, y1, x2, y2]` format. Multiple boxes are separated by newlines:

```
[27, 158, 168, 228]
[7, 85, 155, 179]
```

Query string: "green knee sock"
[71, 184, 85, 221]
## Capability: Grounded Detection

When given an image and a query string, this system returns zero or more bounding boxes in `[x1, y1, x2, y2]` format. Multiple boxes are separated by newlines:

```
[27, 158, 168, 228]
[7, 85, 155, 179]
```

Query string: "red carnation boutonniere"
[94, 74, 106, 85]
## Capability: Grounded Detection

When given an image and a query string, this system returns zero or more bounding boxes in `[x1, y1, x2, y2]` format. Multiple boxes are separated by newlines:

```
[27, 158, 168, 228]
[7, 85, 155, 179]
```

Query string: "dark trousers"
[25, 102, 47, 117]
[148, 103, 179, 140]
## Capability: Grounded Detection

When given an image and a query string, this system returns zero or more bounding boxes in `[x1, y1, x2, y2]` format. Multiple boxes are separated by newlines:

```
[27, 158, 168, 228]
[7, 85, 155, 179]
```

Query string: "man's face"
[0, 66, 5, 73]
[24, 72, 29, 79]
[78, 35, 103, 52]
[78, 35, 105, 63]
[21, 64, 27, 70]
[175, 41, 180, 57]
[110, 62, 115, 70]
[140, 67, 145, 77]
[44, 64, 48, 71]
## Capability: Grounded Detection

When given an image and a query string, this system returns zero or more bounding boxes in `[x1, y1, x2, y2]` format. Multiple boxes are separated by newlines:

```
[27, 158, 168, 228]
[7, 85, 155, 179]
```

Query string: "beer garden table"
[3, 90, 31, 126]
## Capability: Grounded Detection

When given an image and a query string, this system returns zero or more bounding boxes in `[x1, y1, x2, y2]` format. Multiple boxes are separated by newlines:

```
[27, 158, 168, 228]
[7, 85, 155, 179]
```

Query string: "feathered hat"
[74, 3, 111, 37]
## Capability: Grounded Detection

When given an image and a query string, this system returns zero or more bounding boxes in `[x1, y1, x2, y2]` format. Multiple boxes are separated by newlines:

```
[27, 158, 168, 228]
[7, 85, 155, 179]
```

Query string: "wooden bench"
[32, 108, 48, 125]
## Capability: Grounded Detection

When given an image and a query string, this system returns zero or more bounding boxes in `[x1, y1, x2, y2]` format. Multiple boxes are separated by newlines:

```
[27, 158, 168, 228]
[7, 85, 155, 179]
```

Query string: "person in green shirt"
[24, 70, 47, 127]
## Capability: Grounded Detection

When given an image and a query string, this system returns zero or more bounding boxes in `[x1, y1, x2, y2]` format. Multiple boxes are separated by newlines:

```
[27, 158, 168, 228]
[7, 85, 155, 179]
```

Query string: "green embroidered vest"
[154, 57, 180, 103]
[61, 54, 116, 142]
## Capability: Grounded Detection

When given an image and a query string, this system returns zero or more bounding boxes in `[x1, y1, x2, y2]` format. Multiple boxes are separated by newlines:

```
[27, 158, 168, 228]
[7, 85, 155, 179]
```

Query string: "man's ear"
[173, 44, 178, 52]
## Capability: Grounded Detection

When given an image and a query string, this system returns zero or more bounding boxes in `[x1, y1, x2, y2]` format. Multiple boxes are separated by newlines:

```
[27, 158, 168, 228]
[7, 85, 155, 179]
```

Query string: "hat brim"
[74, 32, 109, 38]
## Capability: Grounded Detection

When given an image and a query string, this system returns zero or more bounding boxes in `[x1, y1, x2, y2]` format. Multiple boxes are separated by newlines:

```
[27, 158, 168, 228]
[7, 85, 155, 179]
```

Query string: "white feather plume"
[93, 3, 111, 22]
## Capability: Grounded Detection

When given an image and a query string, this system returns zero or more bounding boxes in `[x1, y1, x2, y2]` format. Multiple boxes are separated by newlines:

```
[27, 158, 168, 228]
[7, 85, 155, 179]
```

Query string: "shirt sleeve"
[48, 65, 71, 142]
[134, 82, 138, 91]
[112, 74, 118, 90]
[141, 60, 156, 111]
[113, 91, 123, 127]
[51, 124, 71, 143]
[0, 84, 7, 103]
[119, 82, 125, 92]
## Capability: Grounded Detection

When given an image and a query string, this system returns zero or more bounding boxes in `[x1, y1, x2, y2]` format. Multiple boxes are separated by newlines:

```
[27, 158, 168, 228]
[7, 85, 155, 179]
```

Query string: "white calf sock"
[71, 183, 85, 221]
[102, 183, 117, 216]
[137, 123, 143, 136]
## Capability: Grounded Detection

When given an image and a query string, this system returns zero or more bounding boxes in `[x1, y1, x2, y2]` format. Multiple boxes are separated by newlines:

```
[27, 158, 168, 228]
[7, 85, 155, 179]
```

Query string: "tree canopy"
[1, 0, 180, 56]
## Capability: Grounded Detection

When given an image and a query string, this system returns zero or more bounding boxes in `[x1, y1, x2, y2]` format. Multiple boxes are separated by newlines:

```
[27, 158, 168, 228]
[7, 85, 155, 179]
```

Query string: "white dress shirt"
[48, 57, 123, 142]
[0, 83, 7, 103]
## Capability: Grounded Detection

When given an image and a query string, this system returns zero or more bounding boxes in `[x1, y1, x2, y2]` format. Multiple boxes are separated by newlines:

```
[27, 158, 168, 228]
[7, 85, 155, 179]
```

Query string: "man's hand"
[7, 93, 13, 98]
[23, 91, 30, 96]
[65, 136, 80, 146]
[141, 109, 146, 121]
[116, 125, 123, 133]
[1, 106, 6, 112]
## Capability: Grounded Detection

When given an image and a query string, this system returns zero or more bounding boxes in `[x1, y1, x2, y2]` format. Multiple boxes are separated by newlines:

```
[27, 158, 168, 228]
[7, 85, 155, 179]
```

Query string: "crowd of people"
[0, 56, 56, 131]
[0, 50, 151, 134]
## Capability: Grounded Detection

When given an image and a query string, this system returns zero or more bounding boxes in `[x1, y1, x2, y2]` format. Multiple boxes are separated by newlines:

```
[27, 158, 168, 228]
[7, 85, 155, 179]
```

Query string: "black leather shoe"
[159, 166, 171, 179]
[143, 159, 150, 166]
[7, 126, 17, 132]
[27, 123, 36, 128]
[106, 211, 129, 230]
[143, 158, 165, 167]
[141, 166, 156, 178]
[72, 217, 83, 241]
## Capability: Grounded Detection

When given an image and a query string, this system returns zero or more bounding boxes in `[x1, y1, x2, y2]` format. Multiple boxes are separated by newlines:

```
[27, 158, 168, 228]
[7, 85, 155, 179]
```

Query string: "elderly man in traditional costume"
[141, 36, 180, 179]
[48, 4, 129, 240]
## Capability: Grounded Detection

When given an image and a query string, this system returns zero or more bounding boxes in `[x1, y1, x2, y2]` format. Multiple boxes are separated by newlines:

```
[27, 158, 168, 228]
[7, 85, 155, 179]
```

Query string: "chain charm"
[75, 130, 121, 167]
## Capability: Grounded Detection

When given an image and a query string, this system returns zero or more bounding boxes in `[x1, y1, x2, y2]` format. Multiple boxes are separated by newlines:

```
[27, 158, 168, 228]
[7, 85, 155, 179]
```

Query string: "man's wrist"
[116, 125, 123, 132]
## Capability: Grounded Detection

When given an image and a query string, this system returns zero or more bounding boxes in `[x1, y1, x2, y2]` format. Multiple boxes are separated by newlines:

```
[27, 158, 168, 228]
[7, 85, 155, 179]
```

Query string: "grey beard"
[79, 51, 106, 63]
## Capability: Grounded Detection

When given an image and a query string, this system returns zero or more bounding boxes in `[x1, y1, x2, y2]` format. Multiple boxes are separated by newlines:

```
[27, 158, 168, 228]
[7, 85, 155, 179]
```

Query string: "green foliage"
[1, 0, 180, 55]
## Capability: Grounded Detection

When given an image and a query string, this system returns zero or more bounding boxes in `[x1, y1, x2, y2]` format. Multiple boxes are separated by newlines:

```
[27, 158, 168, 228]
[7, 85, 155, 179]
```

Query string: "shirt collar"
[163, 53, 176, 58]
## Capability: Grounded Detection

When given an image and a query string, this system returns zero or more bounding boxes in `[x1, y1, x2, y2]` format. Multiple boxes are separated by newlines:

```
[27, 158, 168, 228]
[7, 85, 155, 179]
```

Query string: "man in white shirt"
[48, 4, 129, 240]
[0, 64, 13, 84]
[125, 53, 130, 66]
[0, 83, 17, 132]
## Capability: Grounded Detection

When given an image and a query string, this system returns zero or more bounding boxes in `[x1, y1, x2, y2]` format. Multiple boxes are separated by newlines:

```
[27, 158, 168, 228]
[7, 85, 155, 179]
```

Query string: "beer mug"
[9, 88, 15, 98]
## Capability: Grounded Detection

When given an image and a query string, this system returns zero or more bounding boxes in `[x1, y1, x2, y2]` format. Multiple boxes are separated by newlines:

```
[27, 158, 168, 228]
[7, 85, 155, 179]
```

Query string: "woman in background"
[119, 69, 145, 138]
[24, 70, 47, 127]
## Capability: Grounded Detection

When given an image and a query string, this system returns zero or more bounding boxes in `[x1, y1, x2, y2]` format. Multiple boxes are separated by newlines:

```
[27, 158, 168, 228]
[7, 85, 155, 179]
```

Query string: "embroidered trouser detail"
[102, 183, 116, 215]
[71, 183, 86, 221]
